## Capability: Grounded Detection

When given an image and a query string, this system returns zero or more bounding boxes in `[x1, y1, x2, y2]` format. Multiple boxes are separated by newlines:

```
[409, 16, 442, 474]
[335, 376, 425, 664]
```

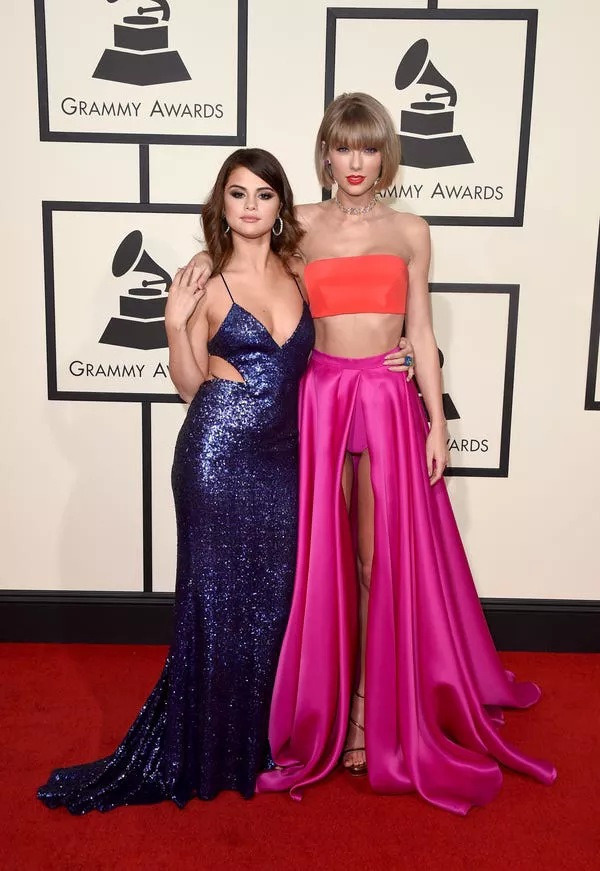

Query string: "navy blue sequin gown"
[37, 276, 314, 814]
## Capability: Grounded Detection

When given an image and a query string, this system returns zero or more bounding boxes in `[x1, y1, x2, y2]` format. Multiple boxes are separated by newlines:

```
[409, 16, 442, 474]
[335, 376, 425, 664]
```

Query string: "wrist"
[166, 320, 188, 335]
[429, 418, 447, 430]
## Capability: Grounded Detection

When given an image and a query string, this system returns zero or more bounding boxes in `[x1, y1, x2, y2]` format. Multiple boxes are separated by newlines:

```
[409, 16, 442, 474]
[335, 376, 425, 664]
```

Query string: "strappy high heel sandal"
[342, 691, 367, 777]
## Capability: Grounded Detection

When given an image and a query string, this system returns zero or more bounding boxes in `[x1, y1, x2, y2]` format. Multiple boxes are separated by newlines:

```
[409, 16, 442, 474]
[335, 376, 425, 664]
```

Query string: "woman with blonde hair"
[251, 93, 556, 814]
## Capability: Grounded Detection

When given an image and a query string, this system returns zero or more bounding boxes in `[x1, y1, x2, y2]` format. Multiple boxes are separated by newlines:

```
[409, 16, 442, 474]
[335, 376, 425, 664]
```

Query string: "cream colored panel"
[151, 0, 425, 208]
[41, 0, 240, 140]
[333, 13, 528, 221]
[431, 289, 511, 472]
[427, 1, 600, 598]
[150, 145, 236, 207]
[1, 402, 143, 591]
[49, 209, 200, 398]
[151, 403, 186, 593]
[1, 0, 599, 603]
[1, 4, 142, 591]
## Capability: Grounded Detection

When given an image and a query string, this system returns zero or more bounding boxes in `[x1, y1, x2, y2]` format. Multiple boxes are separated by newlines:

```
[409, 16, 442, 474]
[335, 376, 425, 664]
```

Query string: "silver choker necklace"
[334, 195, 378, 216]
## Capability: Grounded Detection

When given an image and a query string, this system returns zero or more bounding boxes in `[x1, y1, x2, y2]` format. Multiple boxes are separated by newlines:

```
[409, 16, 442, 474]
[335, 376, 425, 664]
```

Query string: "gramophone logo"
[395, 39, 473, 170]
[326, 10, 536, 222]
[93, 0, 191, 87]
[439, 349, 460, 421]
[35, 0, 247, 145]
[100, 230, 172, 350]
[417, 348, 460, 422]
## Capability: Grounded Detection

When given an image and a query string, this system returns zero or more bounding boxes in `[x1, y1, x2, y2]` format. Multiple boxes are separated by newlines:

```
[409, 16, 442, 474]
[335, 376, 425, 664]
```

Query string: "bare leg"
[341, 452, 354, 508]
[342, 450, 374, 770]
[340, 453, 358, 768]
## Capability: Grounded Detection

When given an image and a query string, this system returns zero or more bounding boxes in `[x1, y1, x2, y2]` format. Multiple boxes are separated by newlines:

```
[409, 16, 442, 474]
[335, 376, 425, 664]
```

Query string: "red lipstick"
[346, 175, 366, 185]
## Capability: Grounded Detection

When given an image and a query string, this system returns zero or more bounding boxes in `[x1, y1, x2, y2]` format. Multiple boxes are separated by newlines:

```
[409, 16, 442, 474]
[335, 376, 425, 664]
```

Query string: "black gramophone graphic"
[439, 348, 459, 420]
[99, 230, 172, 350]
[415, 348, 460, 421]
[93, 0, 191, 86]
[395, 39, 473, 169]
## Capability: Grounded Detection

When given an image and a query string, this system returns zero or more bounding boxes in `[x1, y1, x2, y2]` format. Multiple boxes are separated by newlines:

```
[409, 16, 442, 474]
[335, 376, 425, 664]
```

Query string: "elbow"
[406, 325, 436, 350]
[174, 374, 206, 404]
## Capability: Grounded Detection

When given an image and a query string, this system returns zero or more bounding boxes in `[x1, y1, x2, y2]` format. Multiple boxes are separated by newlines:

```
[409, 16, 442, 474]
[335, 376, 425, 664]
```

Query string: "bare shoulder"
[204, 273, 224, 295]
[295, 201, 322, 216]
[389, 209, 429, 236]
[199, 274, 228, 313]
[295, 201, 326, 229]
[390, 210, 430, 258]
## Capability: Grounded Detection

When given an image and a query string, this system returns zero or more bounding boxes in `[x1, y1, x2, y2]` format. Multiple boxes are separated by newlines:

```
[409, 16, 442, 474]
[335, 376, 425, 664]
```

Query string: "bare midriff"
[313, 313, 405, 357]
[304, 254, 408, 357]
[208, 356, 245, 383]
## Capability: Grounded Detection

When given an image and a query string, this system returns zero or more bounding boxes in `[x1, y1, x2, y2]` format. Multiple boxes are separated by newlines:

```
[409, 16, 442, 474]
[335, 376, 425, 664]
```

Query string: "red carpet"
[2, 645, 599, 871]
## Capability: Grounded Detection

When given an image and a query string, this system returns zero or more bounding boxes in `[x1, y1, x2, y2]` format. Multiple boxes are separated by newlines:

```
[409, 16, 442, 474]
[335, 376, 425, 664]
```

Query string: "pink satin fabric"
[257, 349, 556, 815]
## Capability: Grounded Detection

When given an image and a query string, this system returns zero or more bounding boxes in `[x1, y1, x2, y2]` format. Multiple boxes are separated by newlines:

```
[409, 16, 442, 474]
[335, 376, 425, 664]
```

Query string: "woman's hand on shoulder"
[294, 202, 321, 231]
[165, 264, 208, 333]
[186, 250, 213, 290]
[289, 252, 306, 277]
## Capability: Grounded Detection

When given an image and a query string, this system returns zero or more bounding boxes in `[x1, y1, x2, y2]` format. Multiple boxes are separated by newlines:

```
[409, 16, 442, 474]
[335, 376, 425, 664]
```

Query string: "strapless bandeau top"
[304, 254, 408, 319]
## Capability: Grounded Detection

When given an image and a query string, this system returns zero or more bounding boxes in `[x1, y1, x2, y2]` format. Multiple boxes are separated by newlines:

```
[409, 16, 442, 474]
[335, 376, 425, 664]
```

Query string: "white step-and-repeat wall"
[2, 0, 599, 599]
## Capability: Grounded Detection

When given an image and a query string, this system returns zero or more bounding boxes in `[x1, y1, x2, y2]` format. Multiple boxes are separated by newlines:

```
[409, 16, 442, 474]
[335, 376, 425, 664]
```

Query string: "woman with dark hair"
[37, 148, 315, 813]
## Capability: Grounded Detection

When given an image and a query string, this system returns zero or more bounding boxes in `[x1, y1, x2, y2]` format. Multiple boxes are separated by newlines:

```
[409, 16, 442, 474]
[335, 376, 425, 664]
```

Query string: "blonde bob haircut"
[315, 92, 401, 190]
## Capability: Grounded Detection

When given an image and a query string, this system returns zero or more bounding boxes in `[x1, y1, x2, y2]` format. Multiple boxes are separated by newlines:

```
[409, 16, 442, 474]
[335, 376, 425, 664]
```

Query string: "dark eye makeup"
[227, 186, 276, 200]
[334, 145, 379, 154]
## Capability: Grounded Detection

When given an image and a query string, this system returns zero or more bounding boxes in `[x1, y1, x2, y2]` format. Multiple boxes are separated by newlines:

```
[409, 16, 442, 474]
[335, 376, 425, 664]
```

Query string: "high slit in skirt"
[256, 348, 556, 815]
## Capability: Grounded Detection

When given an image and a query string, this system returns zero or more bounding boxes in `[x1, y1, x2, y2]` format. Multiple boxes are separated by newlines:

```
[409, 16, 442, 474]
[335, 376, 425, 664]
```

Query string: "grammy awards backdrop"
[2, 0, 599, 646]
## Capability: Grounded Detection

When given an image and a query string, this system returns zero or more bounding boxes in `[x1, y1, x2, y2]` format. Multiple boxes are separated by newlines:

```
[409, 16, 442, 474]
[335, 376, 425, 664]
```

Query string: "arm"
[188, 250, 213, 288]
[165, 264, 210, 403]
[404, 218, 448, 485]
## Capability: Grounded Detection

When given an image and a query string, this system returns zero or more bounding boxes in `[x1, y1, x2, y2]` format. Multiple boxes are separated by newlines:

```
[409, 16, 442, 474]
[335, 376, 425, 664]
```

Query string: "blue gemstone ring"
[404, 355, 414, 368]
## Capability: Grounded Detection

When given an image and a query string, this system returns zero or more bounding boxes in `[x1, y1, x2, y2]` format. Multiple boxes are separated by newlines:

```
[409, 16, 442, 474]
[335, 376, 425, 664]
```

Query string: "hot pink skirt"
[257, 349, 556, 814]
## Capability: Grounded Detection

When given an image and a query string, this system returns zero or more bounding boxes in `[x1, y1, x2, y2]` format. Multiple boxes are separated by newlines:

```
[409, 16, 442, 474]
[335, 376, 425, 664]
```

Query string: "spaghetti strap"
[292, 276, 304, 300]
[220, 273, 234, 302]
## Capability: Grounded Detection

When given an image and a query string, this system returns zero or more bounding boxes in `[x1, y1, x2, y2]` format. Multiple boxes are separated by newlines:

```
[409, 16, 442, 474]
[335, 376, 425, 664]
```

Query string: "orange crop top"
[304, 254, 408, 319]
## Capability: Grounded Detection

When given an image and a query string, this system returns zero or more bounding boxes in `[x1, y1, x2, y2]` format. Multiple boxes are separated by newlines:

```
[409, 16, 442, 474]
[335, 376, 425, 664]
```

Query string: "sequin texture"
[37, 297, 315, 814]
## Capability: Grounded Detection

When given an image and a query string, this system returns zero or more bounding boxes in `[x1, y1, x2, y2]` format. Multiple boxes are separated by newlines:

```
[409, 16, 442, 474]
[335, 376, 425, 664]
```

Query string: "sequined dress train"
[37, 276, 314, 813]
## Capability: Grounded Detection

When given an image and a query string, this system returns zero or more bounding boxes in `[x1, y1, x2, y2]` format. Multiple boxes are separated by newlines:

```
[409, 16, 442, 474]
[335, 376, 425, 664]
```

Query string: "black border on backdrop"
[584, 222, 600, 410]
[43, 201, 202, 403]
[34, 0, 248, 146]
[324, 7, 538, 227]
[430, 284, 519, 477]
[1, 591, 599, 652]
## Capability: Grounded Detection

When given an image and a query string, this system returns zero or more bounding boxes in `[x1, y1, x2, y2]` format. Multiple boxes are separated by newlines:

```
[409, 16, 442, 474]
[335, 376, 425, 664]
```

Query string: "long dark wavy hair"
[202, 148, 304, 276]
